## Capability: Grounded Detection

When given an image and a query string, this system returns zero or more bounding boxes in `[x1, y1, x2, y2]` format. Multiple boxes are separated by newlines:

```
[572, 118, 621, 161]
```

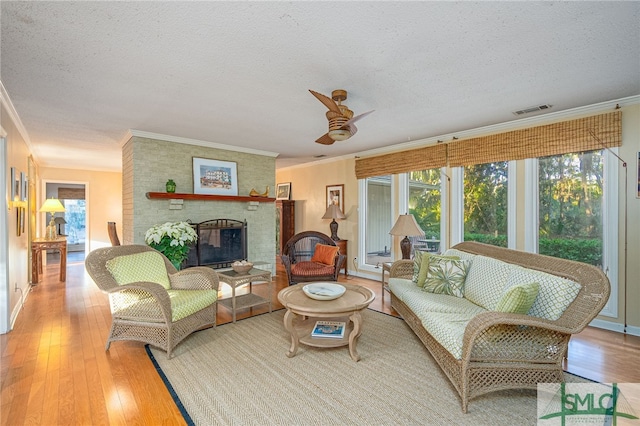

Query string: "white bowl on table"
[302, 283, 346, 300]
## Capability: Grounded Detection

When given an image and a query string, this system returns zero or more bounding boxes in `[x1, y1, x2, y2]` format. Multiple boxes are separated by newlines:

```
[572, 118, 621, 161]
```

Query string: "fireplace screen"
[184, 219, 247, 269]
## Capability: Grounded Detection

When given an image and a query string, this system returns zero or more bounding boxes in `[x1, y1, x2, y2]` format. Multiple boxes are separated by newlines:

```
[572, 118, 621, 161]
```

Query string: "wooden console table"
[31, 237, 67, 283]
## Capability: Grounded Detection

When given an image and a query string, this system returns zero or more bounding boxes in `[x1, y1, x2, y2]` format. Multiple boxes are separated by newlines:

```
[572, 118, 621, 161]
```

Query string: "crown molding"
[0, 80, 35, 155]
[353, 95, 640, 160]
[124, 129, 279, 158]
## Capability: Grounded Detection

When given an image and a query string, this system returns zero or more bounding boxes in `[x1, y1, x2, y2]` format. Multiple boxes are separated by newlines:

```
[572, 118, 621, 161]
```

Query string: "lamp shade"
[39, 198, 65, 213]
[390, 214, 424, 259]
[389, 214, 424, 237]
[322, 203, 346, 220]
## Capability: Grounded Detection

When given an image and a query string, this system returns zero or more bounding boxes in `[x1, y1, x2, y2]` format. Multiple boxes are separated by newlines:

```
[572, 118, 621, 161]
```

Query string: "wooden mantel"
[146, 192, 275, 203]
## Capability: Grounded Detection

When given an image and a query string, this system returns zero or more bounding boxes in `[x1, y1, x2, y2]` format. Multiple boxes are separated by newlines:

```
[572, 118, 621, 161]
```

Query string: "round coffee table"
[277, 282, 375, 361]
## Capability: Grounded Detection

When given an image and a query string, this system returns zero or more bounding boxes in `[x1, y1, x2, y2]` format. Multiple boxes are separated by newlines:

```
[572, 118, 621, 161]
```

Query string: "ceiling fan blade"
[315, 133, 335, 145]
[343, 109, 374, 127]
[309, 90, 342, 114]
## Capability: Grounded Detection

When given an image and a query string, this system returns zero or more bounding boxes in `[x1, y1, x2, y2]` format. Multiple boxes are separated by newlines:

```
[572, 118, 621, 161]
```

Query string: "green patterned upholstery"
[167, 290, 219, 322]
[460, 255, 513, 310]
[506, 266, 581, 321]
[422, 258, 470, 298]
[389, 278, 486, 316]
[494, 282, 540, 314]
[106, 251, 171, 289]
[420, 311, 477, 360]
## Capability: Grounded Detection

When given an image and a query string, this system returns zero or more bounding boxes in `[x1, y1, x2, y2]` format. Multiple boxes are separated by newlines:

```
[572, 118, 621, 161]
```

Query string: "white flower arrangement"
[144, 221, 198, 269]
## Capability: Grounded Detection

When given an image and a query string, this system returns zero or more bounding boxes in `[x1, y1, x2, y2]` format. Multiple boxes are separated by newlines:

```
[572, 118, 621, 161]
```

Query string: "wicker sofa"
[389, 241, 610, 413]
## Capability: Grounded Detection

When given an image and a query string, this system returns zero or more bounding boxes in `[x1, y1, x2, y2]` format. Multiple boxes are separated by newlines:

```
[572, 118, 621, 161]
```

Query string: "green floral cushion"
[495, 282, 540, 314]
[423, 258, 470, 298]
[106, 251, 171, 289]
[416, 254, 460, 287]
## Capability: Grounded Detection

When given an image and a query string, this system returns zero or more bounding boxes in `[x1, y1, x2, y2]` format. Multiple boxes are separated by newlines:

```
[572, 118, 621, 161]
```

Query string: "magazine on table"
[311, 321, 346, 339]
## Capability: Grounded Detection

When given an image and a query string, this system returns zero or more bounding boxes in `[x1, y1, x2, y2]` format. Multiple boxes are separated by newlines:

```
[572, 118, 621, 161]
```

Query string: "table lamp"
[389, 213, 424, 259]
[39, 198, 66, 240]
[322, 203, 346, 241]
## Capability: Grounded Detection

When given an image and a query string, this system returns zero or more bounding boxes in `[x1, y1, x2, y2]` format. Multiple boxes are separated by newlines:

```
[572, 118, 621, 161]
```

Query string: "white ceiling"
[2, 1, 639, 172]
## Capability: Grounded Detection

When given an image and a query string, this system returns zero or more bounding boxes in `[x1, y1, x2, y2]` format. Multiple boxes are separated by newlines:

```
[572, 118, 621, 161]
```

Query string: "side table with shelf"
[31, 237, 67, 283]
[216, 267, 272, 323]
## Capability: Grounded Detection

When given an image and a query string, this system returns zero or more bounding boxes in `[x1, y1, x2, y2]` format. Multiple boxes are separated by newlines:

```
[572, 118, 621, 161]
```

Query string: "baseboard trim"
[589, 318, 640, 336]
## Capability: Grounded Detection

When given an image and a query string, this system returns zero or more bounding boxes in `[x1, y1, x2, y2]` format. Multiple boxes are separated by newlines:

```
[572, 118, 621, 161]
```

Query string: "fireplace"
[184, 219, 248, 269]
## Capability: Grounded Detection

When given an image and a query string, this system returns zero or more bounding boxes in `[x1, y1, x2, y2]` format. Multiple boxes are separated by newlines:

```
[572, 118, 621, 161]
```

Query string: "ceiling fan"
[309, 89, 374, 145]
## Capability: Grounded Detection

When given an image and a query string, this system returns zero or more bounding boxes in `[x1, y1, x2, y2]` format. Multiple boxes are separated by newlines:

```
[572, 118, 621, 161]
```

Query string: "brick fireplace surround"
[122, 133, 277, 271]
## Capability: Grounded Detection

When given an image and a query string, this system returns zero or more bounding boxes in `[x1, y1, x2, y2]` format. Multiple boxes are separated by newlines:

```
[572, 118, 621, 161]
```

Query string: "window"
[408, 169, 441, 254]
[538, 151, 603, 267]
[363, 176, 392, 267]
[463, 162, 508, 247]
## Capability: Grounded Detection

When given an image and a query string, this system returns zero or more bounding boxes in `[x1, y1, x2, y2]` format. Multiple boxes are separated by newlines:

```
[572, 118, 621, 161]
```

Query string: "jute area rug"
[147, 309, 588, 426]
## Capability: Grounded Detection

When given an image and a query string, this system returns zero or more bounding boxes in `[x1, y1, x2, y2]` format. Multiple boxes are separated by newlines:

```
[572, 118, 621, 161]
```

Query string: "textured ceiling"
[1, 1, 639, 171]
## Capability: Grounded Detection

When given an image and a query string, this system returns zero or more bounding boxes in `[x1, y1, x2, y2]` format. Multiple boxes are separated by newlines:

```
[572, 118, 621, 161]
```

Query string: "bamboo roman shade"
[355, 144, 447, 180]
[58, 187, 85, 200]
[447, 111, 621, 167]
[355, 111, 621, 179]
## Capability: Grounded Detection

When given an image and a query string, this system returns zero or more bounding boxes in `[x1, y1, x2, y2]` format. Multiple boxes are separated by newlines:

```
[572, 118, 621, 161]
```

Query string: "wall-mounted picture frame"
[193, 157, 238, 196]
[276, 182, 291, 200]
[326, 184, 344, 214]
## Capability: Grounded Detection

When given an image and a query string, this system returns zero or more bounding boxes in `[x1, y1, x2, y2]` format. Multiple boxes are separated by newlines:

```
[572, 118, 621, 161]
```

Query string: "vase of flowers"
[144, 221, 197, 270]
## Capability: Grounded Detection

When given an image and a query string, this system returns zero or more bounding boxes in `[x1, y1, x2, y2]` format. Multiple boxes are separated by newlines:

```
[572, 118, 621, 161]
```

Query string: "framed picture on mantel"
[193, 157, 238, 196]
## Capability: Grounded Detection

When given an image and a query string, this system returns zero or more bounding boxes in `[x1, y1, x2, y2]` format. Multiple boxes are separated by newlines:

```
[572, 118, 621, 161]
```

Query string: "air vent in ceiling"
[512, 104, 553, 116]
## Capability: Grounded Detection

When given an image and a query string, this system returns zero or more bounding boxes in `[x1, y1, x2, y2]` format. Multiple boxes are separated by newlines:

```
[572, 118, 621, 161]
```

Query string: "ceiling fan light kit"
[309, 89, 373, 145]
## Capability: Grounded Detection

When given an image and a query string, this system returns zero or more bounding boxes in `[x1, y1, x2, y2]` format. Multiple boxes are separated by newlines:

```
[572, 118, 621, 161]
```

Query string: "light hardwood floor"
[2, 258, 639, 425]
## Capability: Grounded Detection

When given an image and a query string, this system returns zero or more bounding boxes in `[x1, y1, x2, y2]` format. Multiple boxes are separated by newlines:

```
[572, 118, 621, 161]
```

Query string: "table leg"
[231, 284, 237, 323]
[283, 310, 299, 358]
[59, 245, 67, 282]
[348, 311, 363, 362]
[268, 278, 273, 313]
[31, 248, 40, 283]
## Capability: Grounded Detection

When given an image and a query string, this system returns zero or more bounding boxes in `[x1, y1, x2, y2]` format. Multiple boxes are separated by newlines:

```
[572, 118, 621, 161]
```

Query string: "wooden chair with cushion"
[107, 221, 121, 246]
[281, 231, 346, 285]
[85, 244, 219, 358]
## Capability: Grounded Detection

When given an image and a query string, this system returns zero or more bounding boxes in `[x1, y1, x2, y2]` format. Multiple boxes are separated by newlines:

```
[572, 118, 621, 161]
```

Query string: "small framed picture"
[193, 157, 238, 196]
[276, 182, 291, 200]
[326, 184, 344, 214]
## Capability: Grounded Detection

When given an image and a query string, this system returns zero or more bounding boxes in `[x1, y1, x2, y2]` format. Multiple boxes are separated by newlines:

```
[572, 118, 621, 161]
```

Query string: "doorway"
[44, 182, 87, 264]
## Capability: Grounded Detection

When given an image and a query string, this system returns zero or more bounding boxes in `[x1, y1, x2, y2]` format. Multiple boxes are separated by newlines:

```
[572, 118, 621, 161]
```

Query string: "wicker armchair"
[281, 231, 346, 285]
[389, 241, 610, 412]
[85, 244, 219, 358]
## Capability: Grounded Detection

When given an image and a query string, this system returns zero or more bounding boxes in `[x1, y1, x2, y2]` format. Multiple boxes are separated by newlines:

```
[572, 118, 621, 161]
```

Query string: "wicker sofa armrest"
[461, 311, 573, 363]
[389, 260, 414, 279]
[170, 267, 220, 291]
[106, 281, 173, 323]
